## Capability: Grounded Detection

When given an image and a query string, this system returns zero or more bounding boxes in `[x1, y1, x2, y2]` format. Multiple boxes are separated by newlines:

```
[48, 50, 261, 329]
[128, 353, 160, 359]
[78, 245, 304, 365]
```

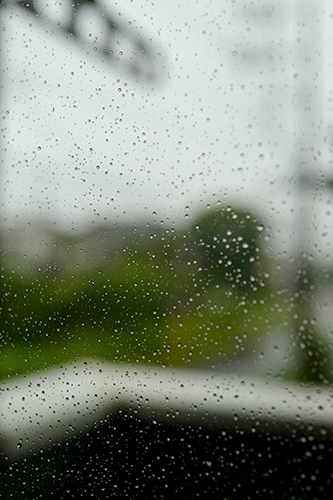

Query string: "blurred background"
[2, 0, 333, 384]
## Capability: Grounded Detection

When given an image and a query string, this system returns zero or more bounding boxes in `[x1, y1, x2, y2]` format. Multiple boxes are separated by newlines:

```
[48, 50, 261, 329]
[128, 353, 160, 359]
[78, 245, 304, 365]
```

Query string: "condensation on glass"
[1, 1, 333, 498]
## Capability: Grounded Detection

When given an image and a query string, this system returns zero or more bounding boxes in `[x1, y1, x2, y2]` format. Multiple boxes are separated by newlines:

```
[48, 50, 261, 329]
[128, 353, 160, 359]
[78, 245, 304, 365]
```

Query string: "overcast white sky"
[2, 0, 333, 260]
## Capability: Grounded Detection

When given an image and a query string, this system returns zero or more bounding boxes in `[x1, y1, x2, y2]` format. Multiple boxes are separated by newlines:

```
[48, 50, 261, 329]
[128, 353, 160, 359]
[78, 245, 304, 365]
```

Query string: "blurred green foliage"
[1, 206, 331, 383]
[190, 205, 264, 289]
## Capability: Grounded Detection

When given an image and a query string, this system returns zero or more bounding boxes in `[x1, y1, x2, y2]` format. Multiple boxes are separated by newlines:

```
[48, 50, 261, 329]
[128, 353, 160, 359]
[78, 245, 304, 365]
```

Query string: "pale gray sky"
[2, 0, 333, 260]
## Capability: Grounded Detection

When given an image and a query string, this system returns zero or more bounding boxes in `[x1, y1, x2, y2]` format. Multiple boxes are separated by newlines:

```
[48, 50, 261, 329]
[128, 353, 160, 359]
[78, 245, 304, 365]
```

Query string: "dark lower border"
[1, 414, 333, 499]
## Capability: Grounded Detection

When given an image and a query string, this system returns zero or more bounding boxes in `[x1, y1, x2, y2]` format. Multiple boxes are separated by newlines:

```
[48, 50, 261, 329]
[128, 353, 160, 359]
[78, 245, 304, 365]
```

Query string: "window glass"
[1, 0, 333, 497]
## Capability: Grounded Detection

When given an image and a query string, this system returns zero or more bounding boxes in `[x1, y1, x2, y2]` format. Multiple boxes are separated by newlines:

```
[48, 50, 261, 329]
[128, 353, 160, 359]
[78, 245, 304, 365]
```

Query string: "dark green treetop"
[191, 205, 264, 289]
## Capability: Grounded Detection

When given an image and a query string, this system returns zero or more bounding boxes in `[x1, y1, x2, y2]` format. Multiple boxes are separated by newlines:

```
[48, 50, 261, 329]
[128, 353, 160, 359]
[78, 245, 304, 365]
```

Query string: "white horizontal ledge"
[1, 359, 333, 462]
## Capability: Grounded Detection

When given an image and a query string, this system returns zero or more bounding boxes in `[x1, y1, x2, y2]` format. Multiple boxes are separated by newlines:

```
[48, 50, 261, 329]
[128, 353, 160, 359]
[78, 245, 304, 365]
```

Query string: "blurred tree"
[191, 206, 264, 289]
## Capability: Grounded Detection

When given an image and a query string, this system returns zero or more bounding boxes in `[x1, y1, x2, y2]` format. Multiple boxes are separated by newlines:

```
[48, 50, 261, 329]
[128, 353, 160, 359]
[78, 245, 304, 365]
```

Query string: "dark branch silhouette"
[1, 0, 165, 81]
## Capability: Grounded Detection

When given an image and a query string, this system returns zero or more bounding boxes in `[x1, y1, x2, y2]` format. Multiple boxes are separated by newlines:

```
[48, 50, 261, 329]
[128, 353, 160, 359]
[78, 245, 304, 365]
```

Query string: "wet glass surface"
[1, 0, 333, 497]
